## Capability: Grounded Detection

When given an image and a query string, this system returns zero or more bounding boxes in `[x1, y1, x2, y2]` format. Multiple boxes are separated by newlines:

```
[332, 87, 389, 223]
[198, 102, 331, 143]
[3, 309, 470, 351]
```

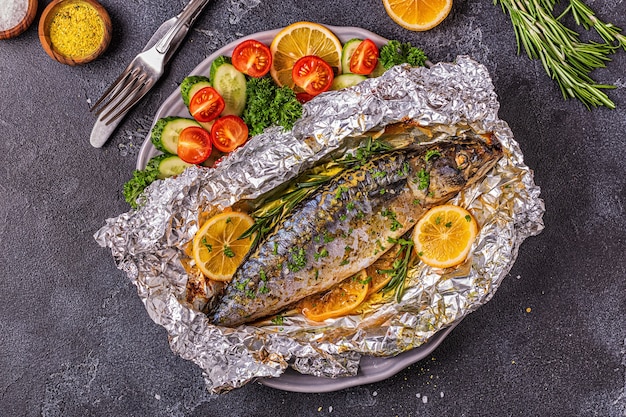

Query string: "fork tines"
[90, 65, 152, 125]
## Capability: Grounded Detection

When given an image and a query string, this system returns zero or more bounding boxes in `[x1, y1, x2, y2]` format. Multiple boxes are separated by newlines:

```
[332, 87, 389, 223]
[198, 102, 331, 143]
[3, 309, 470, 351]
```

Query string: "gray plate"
[137, 26, 459, 393]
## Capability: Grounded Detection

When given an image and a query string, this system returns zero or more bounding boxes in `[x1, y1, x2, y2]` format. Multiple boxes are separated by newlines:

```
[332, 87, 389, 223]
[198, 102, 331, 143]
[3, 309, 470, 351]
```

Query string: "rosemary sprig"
[495, 0, 625, 109]
[240, 137, 396, 248]
[565, 0, 626, 51]
[239, 169, 341, 248]
[379, 235, 415, 303]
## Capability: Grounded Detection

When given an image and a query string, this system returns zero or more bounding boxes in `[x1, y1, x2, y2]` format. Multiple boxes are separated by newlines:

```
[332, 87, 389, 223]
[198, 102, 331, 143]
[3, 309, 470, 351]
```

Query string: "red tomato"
[291, 56, 334, 96]
[177, 126, 212, 164]
[211, 115, 249, 153]
[295, 92, 314, 104]
[349, 39, 379, 75]
[231, 39, 272, 77]
[189, 87, 225, 123]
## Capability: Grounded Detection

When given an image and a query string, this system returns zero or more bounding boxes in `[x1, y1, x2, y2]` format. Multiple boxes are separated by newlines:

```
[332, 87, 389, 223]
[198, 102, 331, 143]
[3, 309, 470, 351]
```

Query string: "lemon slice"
[412, 204, 478, 268]
[270, 21, 342, 89]
[301, 270, 369, 321]
[192, 211, 256, 281]
[382, 0, 453, 31]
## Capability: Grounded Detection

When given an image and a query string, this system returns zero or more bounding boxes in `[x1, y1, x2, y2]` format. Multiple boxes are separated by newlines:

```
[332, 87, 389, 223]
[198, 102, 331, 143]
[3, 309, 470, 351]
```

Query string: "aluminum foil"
[94, 56, 545, 393]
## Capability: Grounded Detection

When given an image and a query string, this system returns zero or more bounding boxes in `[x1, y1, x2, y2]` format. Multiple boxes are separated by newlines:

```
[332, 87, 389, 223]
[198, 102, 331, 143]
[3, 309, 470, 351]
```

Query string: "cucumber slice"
[341, 38, 362, 74]
[212, 62, 247, 116]
[209, 56, 232, 82]
[180, 76, 211, 107]
[151, 154, 194, 179]
[150, 117, 201, 154]
[331, 73, 367, 90]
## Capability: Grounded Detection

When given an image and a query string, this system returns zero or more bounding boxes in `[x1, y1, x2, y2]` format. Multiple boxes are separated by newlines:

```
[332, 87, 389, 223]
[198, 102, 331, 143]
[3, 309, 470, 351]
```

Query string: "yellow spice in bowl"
[48, 1, 104, 58]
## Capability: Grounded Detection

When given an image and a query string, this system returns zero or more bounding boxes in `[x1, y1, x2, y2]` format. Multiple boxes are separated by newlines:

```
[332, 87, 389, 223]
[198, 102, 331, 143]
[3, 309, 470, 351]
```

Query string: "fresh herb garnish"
[379, 40, 428, 70]
[287, 247, 306, 272]
[381, 208, 403, 232]
[495, 0, 626, 109]
[223, 245, 235, 258]
[314, 248, 329, 261]
[242, 77, 303, 135]
[335, 185, 349, 199]
[123, 154, 166, 208]
[415, 168, 430, 190]
[240, 137, 396, 247]
[201, 237, 213, 252]
[424, 149, 441, 162]
[380, 235, 416, 302]
[235, 278, 249, 291]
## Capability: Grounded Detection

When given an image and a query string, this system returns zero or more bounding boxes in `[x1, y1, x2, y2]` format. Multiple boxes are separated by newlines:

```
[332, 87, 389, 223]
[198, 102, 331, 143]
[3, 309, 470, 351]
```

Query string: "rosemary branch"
[379, 235, 415, 303]
[495, 0, 625, 109]
[239, 137, 394, 248]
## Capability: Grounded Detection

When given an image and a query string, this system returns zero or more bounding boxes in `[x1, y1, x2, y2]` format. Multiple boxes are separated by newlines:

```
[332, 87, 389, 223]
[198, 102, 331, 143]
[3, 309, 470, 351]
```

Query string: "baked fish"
[210, 131, 502, 326]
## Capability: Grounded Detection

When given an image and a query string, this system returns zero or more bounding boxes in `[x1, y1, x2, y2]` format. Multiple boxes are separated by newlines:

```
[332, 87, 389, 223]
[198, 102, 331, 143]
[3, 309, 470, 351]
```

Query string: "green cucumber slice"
[153, 154, 194, 179]
[341, 38, 362, 74]
[331, 73, 367, 90]
[150, 117, 201, 154]
[180, 76, 211, 107]
[212, 62, 247, 116]
[209, 56, 232, 82]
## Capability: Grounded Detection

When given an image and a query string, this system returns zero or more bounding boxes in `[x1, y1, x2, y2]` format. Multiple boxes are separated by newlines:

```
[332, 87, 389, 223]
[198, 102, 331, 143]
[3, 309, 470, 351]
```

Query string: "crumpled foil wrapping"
[94, 56, 545, 393]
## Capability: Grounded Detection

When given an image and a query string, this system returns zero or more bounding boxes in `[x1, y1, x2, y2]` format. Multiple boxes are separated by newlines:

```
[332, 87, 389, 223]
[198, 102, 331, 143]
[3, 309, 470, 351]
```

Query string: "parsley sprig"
[495, 0, 626, 109]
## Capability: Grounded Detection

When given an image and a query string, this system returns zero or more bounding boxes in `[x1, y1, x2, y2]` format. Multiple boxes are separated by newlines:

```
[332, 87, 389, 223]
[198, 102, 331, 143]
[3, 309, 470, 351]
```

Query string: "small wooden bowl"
[38, 0, 112, 65]
[0, 0, 38, 40]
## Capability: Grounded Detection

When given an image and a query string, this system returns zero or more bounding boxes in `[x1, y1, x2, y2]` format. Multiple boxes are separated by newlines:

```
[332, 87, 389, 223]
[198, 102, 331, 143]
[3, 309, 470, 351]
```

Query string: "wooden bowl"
[0, 0, 38, 40]
[38, 0, 112, 65]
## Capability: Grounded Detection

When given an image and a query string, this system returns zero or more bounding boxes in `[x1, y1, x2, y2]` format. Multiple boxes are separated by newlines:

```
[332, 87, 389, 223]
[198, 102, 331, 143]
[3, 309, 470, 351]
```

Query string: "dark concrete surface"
[1, 0, 625, 416]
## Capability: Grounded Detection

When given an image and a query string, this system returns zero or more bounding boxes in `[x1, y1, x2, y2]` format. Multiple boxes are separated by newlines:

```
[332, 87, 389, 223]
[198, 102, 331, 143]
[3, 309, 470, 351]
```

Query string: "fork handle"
[155, 0, 213, 56]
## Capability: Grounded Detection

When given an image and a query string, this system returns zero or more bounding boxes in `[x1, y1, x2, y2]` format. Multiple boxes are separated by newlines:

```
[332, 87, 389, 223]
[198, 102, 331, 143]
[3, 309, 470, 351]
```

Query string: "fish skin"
[210, 134, 502, 326]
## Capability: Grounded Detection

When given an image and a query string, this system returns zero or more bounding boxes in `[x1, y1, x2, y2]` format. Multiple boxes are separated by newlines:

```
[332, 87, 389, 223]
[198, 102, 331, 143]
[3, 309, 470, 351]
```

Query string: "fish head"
[408, 133, 502, 204]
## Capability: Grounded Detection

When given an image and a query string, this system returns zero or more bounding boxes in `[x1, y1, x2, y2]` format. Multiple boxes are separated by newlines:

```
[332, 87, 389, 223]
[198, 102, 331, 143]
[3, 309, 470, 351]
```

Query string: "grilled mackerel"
[211, 133, 502, 326]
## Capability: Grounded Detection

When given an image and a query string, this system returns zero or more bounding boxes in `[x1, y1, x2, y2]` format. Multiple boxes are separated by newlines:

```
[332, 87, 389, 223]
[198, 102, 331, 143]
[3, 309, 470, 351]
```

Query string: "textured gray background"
[1, 0, 625, 416]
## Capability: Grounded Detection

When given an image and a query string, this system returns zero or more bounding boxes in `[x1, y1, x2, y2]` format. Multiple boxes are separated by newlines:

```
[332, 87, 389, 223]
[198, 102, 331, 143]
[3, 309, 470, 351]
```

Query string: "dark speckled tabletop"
[1, 0, 625, 416]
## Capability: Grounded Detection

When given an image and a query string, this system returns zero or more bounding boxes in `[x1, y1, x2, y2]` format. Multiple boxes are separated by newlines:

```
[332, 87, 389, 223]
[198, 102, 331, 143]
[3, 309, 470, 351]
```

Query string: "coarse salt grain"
[0, 0, 28, 31]
[422, 395, 428, 404]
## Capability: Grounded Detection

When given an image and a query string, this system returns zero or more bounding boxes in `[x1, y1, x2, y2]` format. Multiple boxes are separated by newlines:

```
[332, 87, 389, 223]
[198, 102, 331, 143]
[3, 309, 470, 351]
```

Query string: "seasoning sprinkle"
[0, 0, 28, 31]
[49, 2, 104, 58]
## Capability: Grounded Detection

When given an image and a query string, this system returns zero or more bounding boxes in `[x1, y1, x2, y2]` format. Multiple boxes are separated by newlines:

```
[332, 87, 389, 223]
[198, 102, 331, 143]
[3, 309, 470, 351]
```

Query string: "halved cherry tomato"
[295, 92, 314, 104]
[349, 39, 379, 75]
[231, 39, 272, 78]
[189, 87, 225, 123]
[177, 126, 212, 164]
[291, 56, 334, 96]
[210, 115, 249, 153]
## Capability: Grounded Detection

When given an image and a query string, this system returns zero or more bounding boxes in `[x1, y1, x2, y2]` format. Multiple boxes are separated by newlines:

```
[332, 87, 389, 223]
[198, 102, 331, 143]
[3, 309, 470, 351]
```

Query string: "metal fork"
[90, 0, 212, 148]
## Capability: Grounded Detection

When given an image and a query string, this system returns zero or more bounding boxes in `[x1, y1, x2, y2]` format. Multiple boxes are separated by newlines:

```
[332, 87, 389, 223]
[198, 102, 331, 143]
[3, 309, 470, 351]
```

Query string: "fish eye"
[456, 152, 469, 169]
